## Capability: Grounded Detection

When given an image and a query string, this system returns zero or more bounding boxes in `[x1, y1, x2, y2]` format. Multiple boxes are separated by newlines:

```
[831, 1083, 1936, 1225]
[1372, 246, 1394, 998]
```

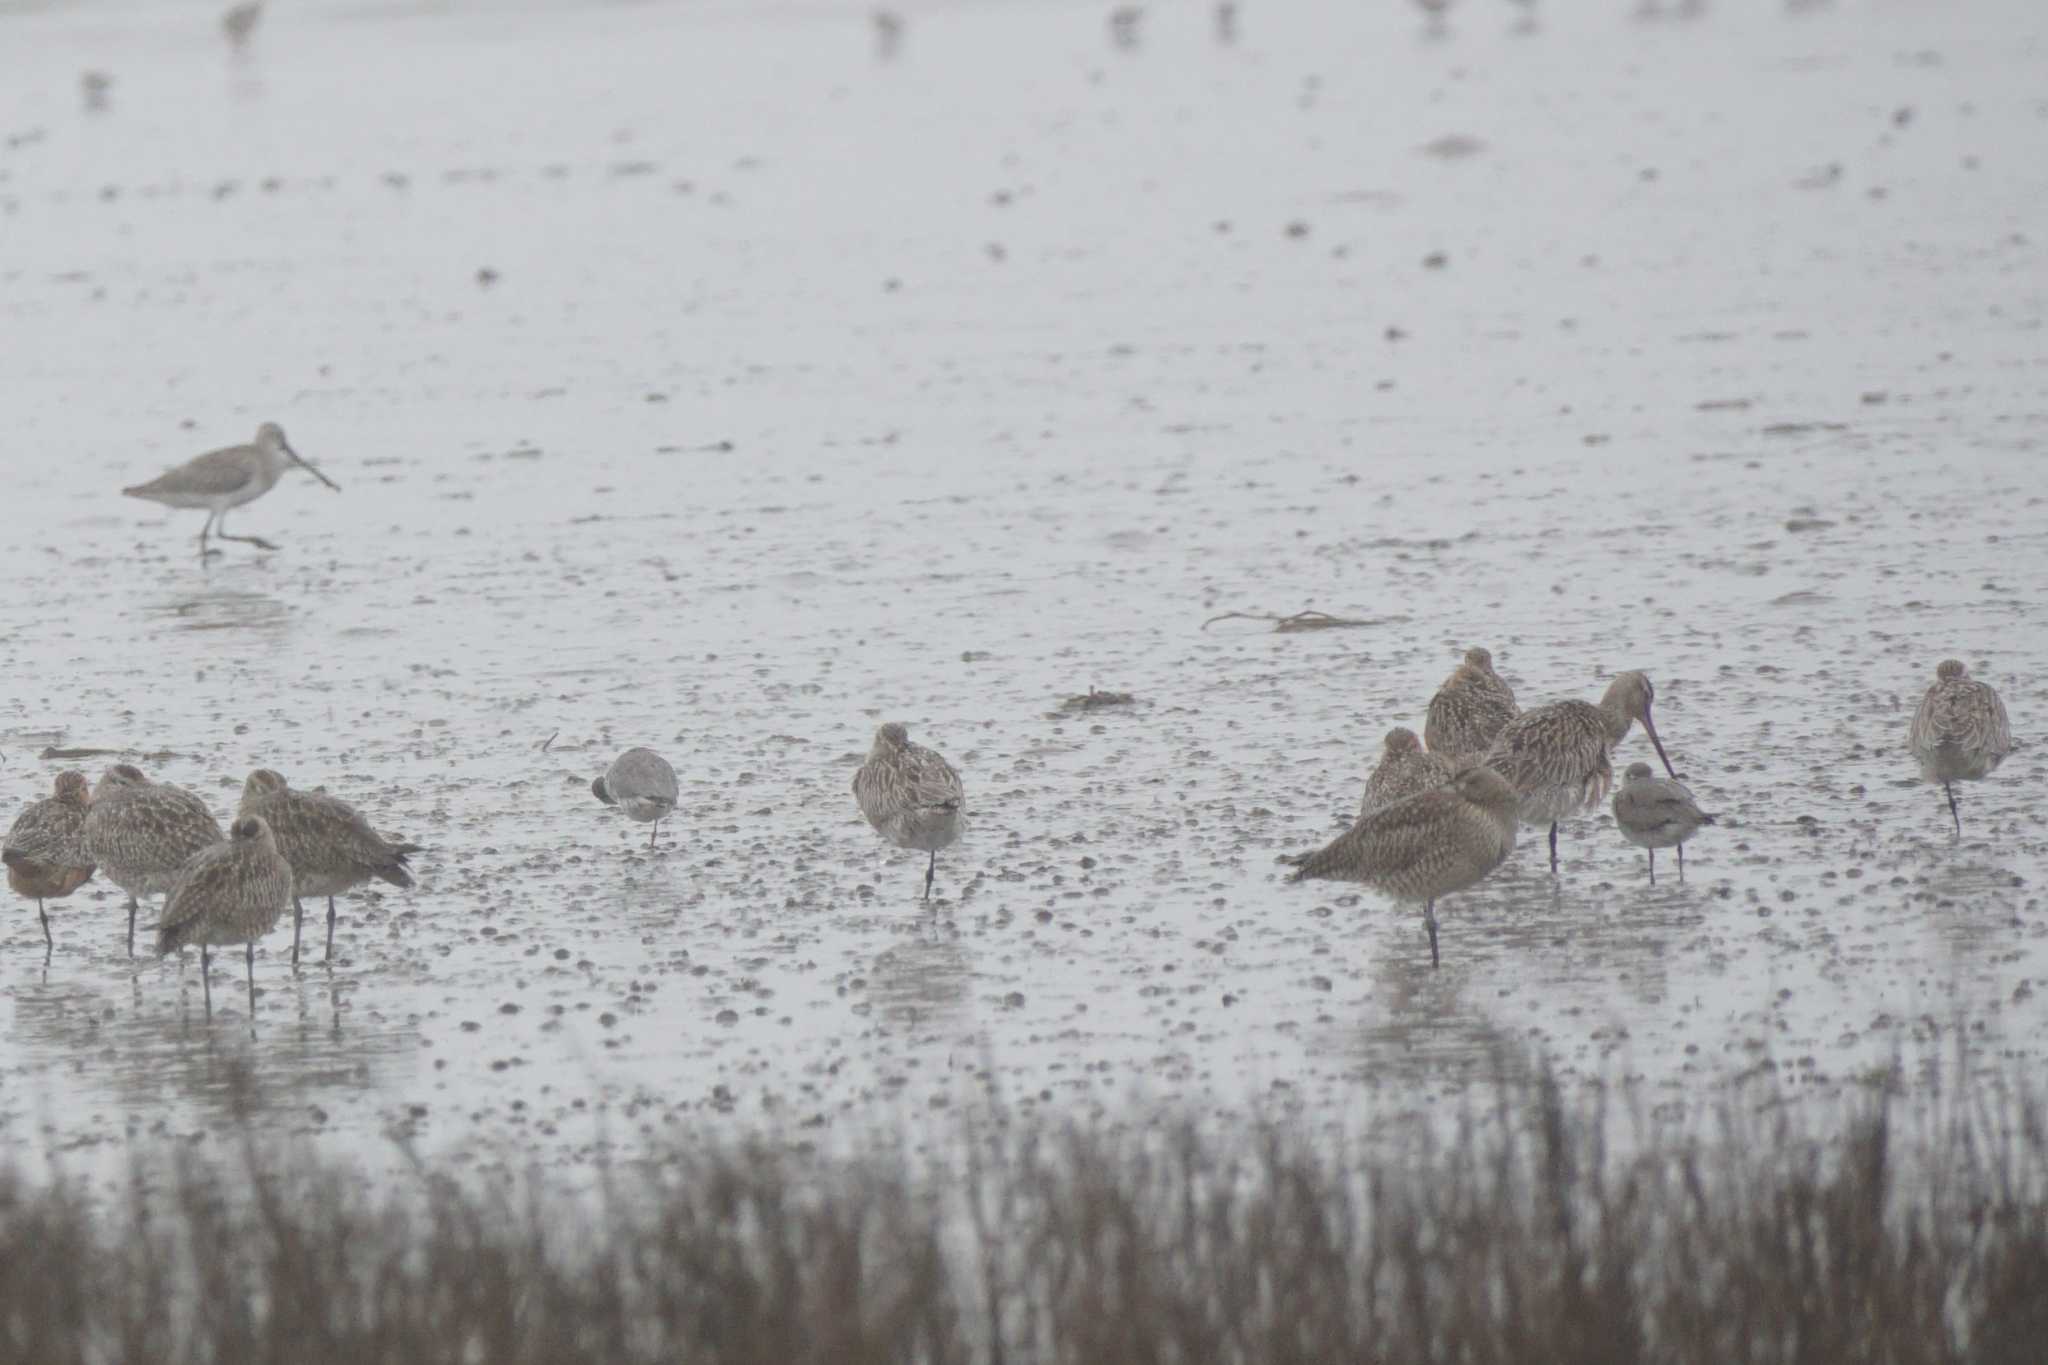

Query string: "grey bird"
[1611, 762, 1715, 883]
[5, 771, 97, 953]
[1359, 727, 1458, 818]
[1483, 670, 1677, 874]
[592, 747, 680, 850]
[1424, 646, 1519, 759]
[122, 422, 340, 558]
[1288, 764, 1520, 968]
[238, 769, 421, 965]
[1908, 659, 2014, 837]
[82, 764, 225, 956]
[156, 815, 294, 1020]
[852, 722, 966, 902]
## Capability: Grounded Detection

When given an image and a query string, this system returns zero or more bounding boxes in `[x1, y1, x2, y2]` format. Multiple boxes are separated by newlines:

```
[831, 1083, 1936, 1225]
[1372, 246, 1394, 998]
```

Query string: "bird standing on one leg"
[5, 771, 97, 954]
[1483, 670, 1678, 874]
[1908, 659, 2013, 837]
[1288, 765, 1520, 968]
[156, 816, 294, 1021]
[238, 769, 421, 966]
[1611, 762, 1715, 883]
[852, 723, 966, 903]
[591, 748, 679, 851]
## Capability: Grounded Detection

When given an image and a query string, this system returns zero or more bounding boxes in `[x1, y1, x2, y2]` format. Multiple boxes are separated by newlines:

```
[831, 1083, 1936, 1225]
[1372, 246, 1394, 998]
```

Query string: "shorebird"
[1424, 646, 1520, 758]
[4, 772, 96, 953]
[1611, 762, 1715, 883]
[592, 748, 679, 850]
[81, 764, 224, 956]
[871, 8, 904, 59]
[1484, 670, 1677, 873]
[239, 769, 421, 965]
[122, 422, 340, 558]
[1908, 659, 2013, 837]
[1288, 764, 1520, 968]
[853, 722, 966, 902]
[156, 815, 293, 1020]
[221, 1, 262, 49]
[1359, 727, 1458, 818]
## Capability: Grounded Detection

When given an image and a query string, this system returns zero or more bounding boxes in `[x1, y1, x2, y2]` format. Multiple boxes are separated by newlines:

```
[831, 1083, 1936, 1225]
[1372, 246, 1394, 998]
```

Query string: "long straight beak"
[1641, 707, 1678, 779]
[283, 440, 341, 492]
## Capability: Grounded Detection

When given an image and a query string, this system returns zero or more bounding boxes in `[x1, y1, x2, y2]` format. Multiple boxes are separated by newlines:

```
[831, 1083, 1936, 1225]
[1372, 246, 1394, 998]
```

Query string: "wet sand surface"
[2, 0, 2044, 1182]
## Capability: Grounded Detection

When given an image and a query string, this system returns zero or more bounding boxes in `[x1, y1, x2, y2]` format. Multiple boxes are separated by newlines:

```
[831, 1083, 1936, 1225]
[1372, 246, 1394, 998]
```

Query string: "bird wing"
[901, 744, 966, 810]
[1291, 787, 1460, 883]
[5, 802, 92, 868]
[158, 844, 236, 946]
[124, 448, 255, 500]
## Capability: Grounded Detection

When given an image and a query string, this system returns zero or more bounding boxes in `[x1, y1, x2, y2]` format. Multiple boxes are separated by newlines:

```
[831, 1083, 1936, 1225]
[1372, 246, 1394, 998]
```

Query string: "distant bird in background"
[853, 723, 966, 902]
[1417, 0, 1453, 38]
[5, 771, 97, 953]
[1908, 659, 2013, 837]
[80, 71, 113, 112]
[872, 8, 905, 60]
[1611, 762, 1715, 883]
[221, 1, 263, 50]
[122, 422, 340, 558]
[1215, 2, 1239, 44]
[1109, 5, 1144, 50]
[592, 748, 680, 850]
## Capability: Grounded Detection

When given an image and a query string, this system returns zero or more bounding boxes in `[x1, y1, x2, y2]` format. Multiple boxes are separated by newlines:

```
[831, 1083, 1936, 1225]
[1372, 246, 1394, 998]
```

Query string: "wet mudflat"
[1, 0, 2043, 1186]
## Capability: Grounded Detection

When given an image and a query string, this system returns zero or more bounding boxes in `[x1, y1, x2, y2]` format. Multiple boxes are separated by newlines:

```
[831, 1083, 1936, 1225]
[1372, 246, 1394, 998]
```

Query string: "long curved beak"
[1641, 707, 1678, 779]
[282, 439, 341, 492]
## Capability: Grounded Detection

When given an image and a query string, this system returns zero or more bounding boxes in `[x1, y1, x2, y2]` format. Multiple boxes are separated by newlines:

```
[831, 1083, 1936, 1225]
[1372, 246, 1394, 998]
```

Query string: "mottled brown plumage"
[1483, 670, 1676, 873]
[852, 722, 966, 902]
[156, 815, 293, 1020]
[239, 768, 421, 966]
[1289, 765, 1520, 968]
[81, 763, 225, 955]
[1424, 646, 1520, 758]
[1359, 727, 1458, 818]
[1908, 659, 2013, 837]
[1611, 762, 1715, 884]
[4, 771, 96, 951]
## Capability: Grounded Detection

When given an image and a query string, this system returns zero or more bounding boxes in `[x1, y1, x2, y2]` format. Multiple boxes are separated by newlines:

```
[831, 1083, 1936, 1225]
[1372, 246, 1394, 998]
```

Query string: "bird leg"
[325, 896, 337, 962]
[247, 942, 258, 1019]
[923, 850, 937, 903]
[1424, 901, 1440, 969]
[1943, 782, 1961, 838]
[1676, 843, 1685, 882]
[1548, 823, 1559, 874]
[198, 509, 222, 559]
[649, 819, 658, 851]
[200, 945, 214, 1018]
[211, 508, 280, 552]
[291, 897, 305, 968]
[38, 899, 52, 952]
[127, 894, 137, 957]
[1648, 848, 1656, 886]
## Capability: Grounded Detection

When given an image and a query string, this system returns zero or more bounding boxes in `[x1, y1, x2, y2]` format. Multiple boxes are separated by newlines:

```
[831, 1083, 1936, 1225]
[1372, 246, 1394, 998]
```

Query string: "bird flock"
[1278, 651, 2012, 968]
[2, 421, 2023, 1019]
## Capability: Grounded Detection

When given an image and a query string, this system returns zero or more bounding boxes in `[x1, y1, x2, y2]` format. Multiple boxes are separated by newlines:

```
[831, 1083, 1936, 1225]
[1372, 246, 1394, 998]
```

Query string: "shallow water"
[2, 0, 2044, 1184]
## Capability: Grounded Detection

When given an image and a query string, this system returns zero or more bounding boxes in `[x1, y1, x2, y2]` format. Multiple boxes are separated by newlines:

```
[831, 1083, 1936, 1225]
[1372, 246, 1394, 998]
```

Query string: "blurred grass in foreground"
[2, 1066, 2045, 1363]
